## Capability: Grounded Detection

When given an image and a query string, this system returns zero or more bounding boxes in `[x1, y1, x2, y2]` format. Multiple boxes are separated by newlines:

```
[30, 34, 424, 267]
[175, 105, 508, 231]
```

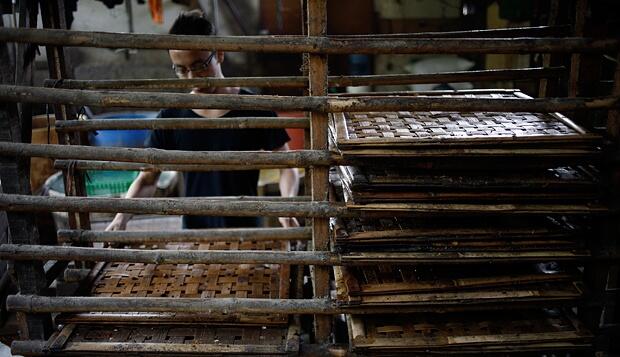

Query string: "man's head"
[168, 10, 225, 93]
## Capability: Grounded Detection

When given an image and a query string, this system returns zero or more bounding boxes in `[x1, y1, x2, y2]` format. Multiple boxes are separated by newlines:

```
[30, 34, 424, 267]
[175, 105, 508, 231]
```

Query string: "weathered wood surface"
[307, 0, 332, 342]
[12, 323, 300, 356]
[45, 67, 564, 90]
[57, 227, 312, 244]
[0, 245, 341, 265]
[0, 142, 335, 166]
[0, 28, 617, 54]
[0, 194, 346, 217]
[0, 11, 54, 340]
[333, 25, 571, 39]
[53, 160, 300, 172]
[55, 117, 310, 131]
[7, 295, 338, 314]
[1, 85, 619, 112]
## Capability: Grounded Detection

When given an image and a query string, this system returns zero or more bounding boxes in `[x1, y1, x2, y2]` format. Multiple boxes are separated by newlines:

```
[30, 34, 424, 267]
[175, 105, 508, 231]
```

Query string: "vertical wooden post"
[301, 0, 311, 198]
[39, 0, 91, 234]
[0, 7, 54, 340]
[538, 0, 560, 97]
[568, 0, 587, 97]
[307, 0, 331, 343]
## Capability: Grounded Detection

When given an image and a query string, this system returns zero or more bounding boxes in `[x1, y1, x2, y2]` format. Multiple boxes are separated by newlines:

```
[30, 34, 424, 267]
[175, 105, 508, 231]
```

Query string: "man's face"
[169, 49, 223, 94]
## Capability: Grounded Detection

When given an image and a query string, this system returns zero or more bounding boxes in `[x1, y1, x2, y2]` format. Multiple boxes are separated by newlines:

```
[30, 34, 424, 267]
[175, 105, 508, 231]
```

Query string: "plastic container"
[89, 112, 157, 148]
[84, 170, 139, 197]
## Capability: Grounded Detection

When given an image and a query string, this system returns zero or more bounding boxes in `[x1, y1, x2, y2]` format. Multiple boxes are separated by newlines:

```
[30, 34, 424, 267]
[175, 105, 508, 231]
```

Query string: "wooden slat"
[307, 0, 331, 342]
[57, 227, 312, 244]
[0, 27, 618, 54]
[2, 85, 619, 112]
[44, 67, 565, 90]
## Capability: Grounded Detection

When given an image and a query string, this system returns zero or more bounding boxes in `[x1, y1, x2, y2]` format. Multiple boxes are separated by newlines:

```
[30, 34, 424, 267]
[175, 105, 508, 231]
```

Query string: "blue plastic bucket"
[89, 112, 157, 148]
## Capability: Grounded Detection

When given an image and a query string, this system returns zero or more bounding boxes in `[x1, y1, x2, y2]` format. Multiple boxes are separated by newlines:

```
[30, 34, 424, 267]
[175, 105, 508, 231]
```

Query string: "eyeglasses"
[172, 51, 216, 77]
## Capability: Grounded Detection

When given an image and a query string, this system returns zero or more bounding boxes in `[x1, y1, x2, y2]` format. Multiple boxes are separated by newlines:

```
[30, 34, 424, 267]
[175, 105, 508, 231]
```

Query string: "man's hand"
[105, 214, 129, 231]
[278, 217, 300, 228]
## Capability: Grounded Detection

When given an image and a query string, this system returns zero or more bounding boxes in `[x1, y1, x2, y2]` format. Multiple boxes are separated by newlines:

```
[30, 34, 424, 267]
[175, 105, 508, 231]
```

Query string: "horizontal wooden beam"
[0, 28, 617, 54]
[44, 67, 565, 90]
[2, 85, 618, 112]
[0, 194, 347, 217]
[46, 76, 309, 89]
[328, 67, 566, 88]
[1, 290, 591, 317]
[330, 25, 572, 39]
[57, 227, 312, 244]
[0, 142, 335, 166]
[53, 160, 297, 172]
[1, 85, 325, 111]
[6, 295, 339, 314]
[55, 117, 310, 131]
[1, 244, 611, 266]
[0, 245, 341, 265]
[11, 340, 292, 356]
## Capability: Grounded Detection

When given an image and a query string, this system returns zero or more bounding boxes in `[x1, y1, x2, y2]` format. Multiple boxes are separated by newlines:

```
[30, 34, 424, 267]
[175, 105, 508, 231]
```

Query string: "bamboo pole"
[55, 117, 310, 131]
[0, 142, 335, 166]
[57, 227, 312, 244]
[0, 194, 347, 217]
[0, 245, 341, 265]
[1, 85, 618, 112]
[46, 76, 310, 89]
[53, 160, 300, 172]
[328, 67, 565, 87]
[330, 25, 572, 39]
[6, 295, 339, 314]
[0, 85, 326, 111]
[44, 67, 565, 90]
[0, 28, 617, 54]
[3, 292, 599, 316]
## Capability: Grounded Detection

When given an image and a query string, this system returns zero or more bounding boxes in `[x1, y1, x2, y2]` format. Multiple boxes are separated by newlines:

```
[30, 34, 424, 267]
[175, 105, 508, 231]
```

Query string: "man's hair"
[169, 10, 215, 36]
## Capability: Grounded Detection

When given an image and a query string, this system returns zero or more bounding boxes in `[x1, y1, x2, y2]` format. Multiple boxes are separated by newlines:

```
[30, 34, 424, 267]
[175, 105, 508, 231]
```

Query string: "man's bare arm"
[105, 170, 161, 231]
[274, 143, 300, 228]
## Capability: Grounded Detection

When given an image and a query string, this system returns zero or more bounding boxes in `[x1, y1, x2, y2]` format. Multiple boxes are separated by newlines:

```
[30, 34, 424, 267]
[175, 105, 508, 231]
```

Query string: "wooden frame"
[0, 1, 617, 354]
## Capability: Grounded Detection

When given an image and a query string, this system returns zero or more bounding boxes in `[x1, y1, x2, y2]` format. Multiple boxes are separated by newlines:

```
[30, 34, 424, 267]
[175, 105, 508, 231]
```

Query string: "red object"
[148, 0, 163, 24]
[279, 111, 306, 150]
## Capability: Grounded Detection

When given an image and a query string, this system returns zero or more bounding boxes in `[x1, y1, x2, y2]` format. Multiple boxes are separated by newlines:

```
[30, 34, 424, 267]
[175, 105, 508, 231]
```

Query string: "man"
[106, 10, 299, 230]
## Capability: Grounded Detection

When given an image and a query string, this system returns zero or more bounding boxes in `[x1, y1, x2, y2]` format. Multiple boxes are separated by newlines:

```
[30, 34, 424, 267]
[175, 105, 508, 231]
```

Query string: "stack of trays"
[329, 89, 601, 354]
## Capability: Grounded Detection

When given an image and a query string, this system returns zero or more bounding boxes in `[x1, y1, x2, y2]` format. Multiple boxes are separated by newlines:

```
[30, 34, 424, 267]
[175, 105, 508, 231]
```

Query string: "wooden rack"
[0, 0, 619, 355]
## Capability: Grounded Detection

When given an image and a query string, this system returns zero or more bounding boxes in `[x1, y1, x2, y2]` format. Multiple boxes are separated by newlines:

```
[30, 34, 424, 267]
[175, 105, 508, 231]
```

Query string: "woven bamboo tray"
[327, 92, 601, 169]
[337, 165, 600, 204]
[330, 90, 599, 149]
[348, 309, 592, 355]
[29, 323, 299, 356]
[57, 240, 290, 326]
[332, 216, 584, 252]
[335, 264, 583, 310]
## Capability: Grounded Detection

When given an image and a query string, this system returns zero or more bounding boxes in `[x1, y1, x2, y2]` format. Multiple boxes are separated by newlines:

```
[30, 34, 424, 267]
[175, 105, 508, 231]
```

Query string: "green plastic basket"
[84, 170, 139, 197]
